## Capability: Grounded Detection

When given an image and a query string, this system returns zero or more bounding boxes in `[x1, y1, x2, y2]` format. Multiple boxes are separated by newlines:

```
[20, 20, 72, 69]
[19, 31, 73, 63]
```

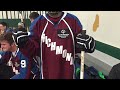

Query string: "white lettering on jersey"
[56, 46, 63, 55]
[70, 57, 74, 65]
[13, 67, 16, 72]
[21, 60, 26, 68]
[7, 60, 12, 66]
[42, 34, 74, 65]
[45, 36, 48, 45]
[66, 53, 74, 65]
[12, 67, 20, 75]
[47, 38, 51, 47]
[66, 53, 72, 61]
[51, 42, 56, 51]
[15, 70, 20, 74]
[62, 49, 67, 58]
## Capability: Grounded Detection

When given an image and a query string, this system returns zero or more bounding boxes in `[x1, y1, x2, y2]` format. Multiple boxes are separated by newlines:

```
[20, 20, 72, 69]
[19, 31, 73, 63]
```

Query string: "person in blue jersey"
[0, 22, 13, 33]
[28, 12, 40, 36]
[29, 12, 42, 78]
[0, 32, 40, 79]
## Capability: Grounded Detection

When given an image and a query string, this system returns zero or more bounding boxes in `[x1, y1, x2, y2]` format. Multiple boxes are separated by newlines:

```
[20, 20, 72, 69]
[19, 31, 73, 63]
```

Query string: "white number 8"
[21, 60, 26, 68]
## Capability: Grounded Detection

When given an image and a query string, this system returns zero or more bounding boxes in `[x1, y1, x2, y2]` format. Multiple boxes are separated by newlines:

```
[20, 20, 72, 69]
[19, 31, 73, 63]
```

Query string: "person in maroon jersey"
[0, 32, 40, 79]
[13, 11, 95, 79]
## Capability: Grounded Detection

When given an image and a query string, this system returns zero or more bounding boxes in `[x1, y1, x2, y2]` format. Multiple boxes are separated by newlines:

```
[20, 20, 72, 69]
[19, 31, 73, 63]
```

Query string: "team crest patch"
[57, 29, 70, 39]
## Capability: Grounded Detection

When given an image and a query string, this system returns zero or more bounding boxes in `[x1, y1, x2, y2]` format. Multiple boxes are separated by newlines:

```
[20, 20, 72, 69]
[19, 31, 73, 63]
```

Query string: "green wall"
[96, 40, 120, 60]
[0, 19, 31, 28]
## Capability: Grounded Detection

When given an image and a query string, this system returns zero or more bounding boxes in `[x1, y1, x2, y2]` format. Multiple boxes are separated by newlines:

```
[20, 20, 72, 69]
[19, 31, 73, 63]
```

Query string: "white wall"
[66, 11, 120, 49]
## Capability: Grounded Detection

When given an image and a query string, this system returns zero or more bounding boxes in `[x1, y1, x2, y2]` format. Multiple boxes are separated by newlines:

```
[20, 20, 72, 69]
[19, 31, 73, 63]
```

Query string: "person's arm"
[29, 16, 41, 33]
[13, 16, 42, 57]
[72, 14, 96, 53]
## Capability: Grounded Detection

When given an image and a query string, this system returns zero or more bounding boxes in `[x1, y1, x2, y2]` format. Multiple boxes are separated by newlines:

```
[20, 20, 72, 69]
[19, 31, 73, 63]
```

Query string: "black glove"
[76, 33, 96, 53]
[13, 31, 29, 48]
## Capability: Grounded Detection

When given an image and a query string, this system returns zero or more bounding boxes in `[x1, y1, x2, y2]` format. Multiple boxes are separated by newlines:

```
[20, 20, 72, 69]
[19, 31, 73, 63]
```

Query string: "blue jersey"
[29, 16, 41, 36]
[0, 48, 40, 79]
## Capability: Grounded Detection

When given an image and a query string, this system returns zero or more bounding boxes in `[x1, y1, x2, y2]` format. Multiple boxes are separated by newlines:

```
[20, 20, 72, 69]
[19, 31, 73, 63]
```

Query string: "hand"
[13, 31, 29, 48]
[76, 33, 95, 53]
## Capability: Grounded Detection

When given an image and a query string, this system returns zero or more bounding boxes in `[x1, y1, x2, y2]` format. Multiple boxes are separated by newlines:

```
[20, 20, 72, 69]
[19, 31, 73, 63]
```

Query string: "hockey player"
[0, 32, 40, 79]
[13, 11, 95, 79]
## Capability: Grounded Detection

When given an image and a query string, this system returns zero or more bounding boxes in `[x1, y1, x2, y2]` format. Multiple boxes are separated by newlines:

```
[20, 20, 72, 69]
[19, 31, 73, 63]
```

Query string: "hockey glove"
[76, 33, 96, 53]
[13, 31, 29, 48]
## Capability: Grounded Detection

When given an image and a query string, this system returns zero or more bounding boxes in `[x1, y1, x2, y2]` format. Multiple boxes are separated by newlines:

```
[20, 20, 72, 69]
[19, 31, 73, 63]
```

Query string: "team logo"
[57, 29, 70, 39]
[61, 30, 66, 34]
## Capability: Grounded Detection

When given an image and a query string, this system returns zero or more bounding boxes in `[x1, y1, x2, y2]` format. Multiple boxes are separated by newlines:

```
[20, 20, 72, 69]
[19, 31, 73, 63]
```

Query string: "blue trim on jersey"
[0, 51, 6, 56]
[29, 15, 43, 36]
[5, 28, 14, 33]
[11, 51, 29, 79]
[67, 13, 83, 30]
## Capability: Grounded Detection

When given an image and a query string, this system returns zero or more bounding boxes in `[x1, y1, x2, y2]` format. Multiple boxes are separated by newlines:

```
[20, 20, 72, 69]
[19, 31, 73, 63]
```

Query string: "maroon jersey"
[0, 48, 40, 79]
[28, 12, 83, 79]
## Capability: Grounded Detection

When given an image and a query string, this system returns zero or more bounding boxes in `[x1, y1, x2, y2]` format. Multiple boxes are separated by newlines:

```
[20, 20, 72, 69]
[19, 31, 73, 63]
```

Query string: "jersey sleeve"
[29, 16, 41, 33]
[71, 15, 83, 53]
[23, 16, 43, 57]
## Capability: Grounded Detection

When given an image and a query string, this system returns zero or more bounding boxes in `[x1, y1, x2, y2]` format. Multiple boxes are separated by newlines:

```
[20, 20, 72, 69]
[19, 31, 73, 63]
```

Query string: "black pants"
[108, 63, 120, 79]
[0, 64, 14, 79]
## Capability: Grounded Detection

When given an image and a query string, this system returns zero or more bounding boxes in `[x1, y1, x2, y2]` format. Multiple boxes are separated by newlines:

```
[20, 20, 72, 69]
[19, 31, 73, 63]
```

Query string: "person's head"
[0, 22, 8, 34]
[18, 22, 24, 29]
[0, 32, 17, 52]
[29, 12, 39, 23]
[47, 11, 63, 18]
[17, 22, 27, 32]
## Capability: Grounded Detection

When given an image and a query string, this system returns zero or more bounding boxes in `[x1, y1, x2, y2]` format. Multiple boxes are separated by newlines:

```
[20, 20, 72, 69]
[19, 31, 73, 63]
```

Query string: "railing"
[0, 11, 47, 30]
[0, 11, 46, 19]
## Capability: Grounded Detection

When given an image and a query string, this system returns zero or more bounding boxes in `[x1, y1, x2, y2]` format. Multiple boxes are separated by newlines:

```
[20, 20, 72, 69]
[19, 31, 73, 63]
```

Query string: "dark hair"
[0, 22, 8, 27]
[29, 12, 39, 19]
[0, 32, 14, 45]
